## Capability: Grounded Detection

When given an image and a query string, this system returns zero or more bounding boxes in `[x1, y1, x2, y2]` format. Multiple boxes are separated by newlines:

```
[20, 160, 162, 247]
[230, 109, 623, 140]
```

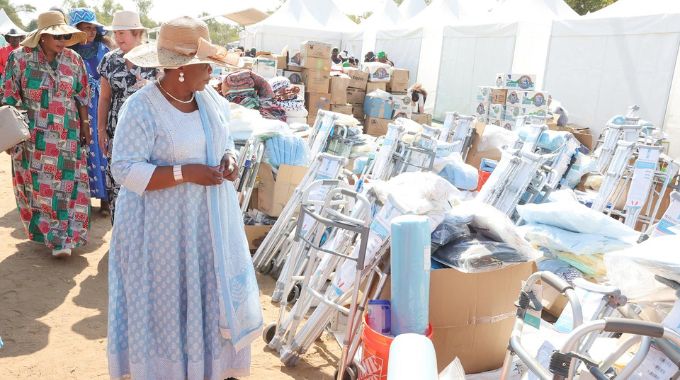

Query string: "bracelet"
[173, 165, 183, 183]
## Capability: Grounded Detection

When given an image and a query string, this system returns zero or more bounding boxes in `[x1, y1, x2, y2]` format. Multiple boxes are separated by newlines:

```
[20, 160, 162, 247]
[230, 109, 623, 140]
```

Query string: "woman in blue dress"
[69, 8, 111, 213]
[107, 17, 262, 379]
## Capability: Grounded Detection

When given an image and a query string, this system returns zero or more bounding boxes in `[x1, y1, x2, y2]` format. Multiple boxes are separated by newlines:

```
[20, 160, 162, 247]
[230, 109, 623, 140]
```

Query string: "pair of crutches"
[234, 137, 265, 214]
[441, 112, 476, 161]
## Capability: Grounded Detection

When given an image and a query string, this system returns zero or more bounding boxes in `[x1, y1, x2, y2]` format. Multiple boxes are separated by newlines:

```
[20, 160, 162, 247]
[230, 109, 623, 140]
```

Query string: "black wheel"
[287, 282, 302, 303]
[262, 322, 277, 344]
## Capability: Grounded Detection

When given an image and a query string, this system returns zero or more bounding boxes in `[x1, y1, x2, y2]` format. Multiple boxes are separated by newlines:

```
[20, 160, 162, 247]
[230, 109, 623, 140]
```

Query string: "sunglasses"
[52, 34, 73, 41]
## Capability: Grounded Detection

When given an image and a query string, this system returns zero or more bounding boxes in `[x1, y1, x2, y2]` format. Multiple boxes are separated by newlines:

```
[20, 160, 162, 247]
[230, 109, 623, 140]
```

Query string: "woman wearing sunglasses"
[69, 8, 111, 215]
[2, 11, 91, 258]
[97, 10, 157, 224]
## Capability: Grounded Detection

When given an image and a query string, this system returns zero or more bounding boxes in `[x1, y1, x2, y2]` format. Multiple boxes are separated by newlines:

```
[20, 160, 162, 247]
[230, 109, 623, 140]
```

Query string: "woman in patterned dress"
[97, 10, 157, 223]
[107, 16, 262, 379]
[69, 8, 110, 213]
[2, 11, 91, 258]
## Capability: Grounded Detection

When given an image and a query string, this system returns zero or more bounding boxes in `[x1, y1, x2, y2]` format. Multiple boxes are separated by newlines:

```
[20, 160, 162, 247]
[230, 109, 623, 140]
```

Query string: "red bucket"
[477, 170, 491, 191]
[359, 315, 433, 380]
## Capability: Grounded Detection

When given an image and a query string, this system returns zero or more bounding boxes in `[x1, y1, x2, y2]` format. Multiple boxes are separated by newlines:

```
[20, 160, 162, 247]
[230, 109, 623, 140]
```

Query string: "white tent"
[0, 9, 25, 34]
[242, 0, 357, 54]
[432, 0, 577, 120]
[399, 0, 427, 20]
[543, 0, 680, 153]
[342, 0, 405, 59]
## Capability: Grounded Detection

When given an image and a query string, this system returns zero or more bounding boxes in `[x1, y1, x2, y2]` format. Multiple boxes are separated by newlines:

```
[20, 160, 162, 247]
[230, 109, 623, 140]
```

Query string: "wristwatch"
[173, 165, 183, 183]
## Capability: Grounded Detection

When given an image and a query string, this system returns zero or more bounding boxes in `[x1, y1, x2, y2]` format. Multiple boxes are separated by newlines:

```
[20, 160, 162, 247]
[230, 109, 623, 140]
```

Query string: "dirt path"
[0, 152, 338, 379]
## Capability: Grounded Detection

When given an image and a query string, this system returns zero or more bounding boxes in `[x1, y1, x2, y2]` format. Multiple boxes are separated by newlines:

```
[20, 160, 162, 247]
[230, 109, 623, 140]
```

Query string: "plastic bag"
[431, 220, 472, 249]
[519, 223, 633, 255]
[516, 201, 639, 243]
[477, 124, 517, 152]
[604, 235, 680, 301]
[433, 152, 479, 191]
[263, 134, 309, 168]
[432, 236, 526, 273]
[563, 151, 595, 189]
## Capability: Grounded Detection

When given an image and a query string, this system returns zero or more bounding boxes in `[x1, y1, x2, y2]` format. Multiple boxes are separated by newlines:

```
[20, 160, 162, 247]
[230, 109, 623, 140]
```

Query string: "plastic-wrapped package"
[604, 235, 680, 301]
[518, 128, 569, 152]
[563, 151, 596, 189]
[516, 201, 639, 243]
[433, 152, 479, 190]
[432, 236, 526, 273]
[537, 259, 583, 284]
[431, 220, 472, 249]
[519, 223, 633, 255]
[555, 253, 606, 278]
[476, 124, 518, 152]
[373, 172, 462, 217]
[263, 134, 310, 168]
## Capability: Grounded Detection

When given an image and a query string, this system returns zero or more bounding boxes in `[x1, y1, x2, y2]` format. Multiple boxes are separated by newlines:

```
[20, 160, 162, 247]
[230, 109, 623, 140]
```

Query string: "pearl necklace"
[156, 80, 195, 104]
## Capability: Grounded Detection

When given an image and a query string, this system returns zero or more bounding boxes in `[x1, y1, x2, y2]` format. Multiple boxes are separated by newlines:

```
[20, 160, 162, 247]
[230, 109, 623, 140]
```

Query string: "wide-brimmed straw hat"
[125, 16, 240, 69]
[105, 10, 146, 31]
[21, 11, 87, 48]
[68, 8, 106, 35]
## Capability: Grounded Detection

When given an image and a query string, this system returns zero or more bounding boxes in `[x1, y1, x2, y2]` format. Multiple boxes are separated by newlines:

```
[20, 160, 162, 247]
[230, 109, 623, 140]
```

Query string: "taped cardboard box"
[302, 69, 330, 93]
[330, 104, 352, 115]
[382, 262, 535, 374]
[391, 93, 413, 119]
[330, 76, 350, 105]
[352, 103, 365, 120]
[477, 86, 493, 103]
[411, 113, 432, 125]
[465, 122, 502, 170]
[301, 40, 331, 59]
[364, 94, 395, 119]
[387, 81, 408, 93]
[305, 92, 331, 115]
[557, 125, 593, 150]
[490, 88, 508, 105]
[245, 225, 273, 251]
[347, 88, 366, 104]
[257, 163, 307, 217]
[301, 55, 331, 72]
[366, 82, 387, 93]
[364, 62, 392, 82]
[273, 54, 287, 71]
[390, 68, 409, 83]
[520, 91, 549, 109]
[495, 73, 536, 91]
[364, 117, 391, 137]
[346, 68, 369, 89]
[253, 57, 277, 79]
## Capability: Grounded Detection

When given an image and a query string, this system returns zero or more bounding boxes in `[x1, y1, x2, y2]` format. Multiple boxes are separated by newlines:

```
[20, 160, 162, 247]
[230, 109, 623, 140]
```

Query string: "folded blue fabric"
[264, 134, 309, 168]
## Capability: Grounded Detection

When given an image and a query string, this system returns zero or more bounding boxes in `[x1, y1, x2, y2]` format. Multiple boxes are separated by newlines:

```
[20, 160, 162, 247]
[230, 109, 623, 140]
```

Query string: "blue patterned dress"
[107, 84, 262, 380]
[72, 41, 109, 200]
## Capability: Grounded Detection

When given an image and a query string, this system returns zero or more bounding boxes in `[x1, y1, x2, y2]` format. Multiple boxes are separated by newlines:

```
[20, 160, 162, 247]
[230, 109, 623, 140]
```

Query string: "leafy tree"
[565, 0, 617, 15]
[1, 0, 36, 30]
[133, 0, 157, 28]
[199, 12, 240, 48]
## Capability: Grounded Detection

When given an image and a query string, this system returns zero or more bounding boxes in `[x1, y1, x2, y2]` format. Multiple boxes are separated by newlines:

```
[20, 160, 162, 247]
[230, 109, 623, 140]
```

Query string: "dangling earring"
[179, 71, 185, 83]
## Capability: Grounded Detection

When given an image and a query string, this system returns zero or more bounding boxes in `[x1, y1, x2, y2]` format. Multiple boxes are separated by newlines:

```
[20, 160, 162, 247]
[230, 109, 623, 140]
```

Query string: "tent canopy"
[222, 8, 269, 26]
[0, 9, 25, 34]
[359, 0, 405, 31]
[399, 0, 428, 20]
[485, 0, 578, 23]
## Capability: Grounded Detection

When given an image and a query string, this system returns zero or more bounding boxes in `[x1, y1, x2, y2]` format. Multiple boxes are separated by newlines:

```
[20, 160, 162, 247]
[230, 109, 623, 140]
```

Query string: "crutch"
[648, 191, 680, 238]
[307, 110, 340, 160]
[235, 137, 265, 214]
[252, 153, 347, 272]
[364, 123, 406, 182]
[591, 140, 636, 212]
[620, 144, 663, 228]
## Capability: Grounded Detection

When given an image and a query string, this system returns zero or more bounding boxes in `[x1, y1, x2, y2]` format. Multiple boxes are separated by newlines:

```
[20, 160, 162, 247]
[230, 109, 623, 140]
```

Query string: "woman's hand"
[80, 122, 92, 146]
[219, 154, 239, 182]
[183, 164, 225, 186]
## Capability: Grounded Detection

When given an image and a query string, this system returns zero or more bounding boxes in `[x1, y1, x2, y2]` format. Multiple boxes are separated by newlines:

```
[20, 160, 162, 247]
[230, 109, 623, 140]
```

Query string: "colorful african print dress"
[97, 49, 157, 222]
[2, 46, 91, 250]
[73, 41, 109, 201]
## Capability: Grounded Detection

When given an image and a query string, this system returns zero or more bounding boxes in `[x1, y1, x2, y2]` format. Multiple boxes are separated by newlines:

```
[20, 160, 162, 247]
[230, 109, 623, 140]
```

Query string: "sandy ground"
[0, 152, 339, 379]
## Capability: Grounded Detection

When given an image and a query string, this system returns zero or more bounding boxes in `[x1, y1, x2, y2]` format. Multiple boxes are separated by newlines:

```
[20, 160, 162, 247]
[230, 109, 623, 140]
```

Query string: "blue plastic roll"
[390, 215, 430, 335]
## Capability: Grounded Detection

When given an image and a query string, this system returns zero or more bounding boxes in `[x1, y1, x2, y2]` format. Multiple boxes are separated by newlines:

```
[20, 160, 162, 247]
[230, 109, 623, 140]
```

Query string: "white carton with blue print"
[495, 73, 536, 91]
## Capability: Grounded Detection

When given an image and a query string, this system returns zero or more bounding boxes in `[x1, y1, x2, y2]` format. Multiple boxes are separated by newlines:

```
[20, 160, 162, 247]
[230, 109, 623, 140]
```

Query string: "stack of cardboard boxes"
[296, 41, 332, 125]
[346, 68, 369, 121]
[474, 73, 548, 130]
[329, 74, 352, 115]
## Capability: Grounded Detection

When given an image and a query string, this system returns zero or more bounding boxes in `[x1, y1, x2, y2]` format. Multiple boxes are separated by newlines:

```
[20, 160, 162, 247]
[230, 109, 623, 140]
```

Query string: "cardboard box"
[473, 101, 490, 120]
[346, 68, 369, 89]
[488, 103, 505, 120]
[351, 103, 364, 120]
[387, 81, 408, 93]
[273, 54, 287, 70]
[302, 69, 330, 93]
[245, 225, 273, 251]
[330, 103, 353, 115]
[366, 82, 387, 93]
[257, 163, 307, 217]
[330, 76, 350, 105]
[347, 88, 366, 104]
[495, 73, 536, 90]
[382, 263, 535, 374]
[465, 122, 503, 169]
[301, 40, 331, 59]
[505, 89, 522, 106]
[283, 70, 304, 85]
[364, 62, 392, 82]
[364, 117, 392, 137]
[364, 94, 395, 119]
[488, 117, 503, 127]
[557, 125, 594, 150]
[391, 93, 413, 119]
[520, 91, 549, 109]
[390, 68, 409, 83]
[490, 88, 508, 105]
[476, 86, 493, 103]
[253, 57, 277, 79]
[305, 92, 331, 115]
[301, 55, 331, 72]
[411, 113, 432, 125]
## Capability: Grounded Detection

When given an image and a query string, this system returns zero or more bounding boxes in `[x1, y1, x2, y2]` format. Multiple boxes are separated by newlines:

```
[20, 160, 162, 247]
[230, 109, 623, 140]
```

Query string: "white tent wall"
[399, 0, 428, 20]
[375, 27, 424, 85]
[543, 15, 680, 143]
[510, 21, 553, 90]
[664, 47, 680, 158]
[246, 25, 345, 54]
[432, 23, 517, 120]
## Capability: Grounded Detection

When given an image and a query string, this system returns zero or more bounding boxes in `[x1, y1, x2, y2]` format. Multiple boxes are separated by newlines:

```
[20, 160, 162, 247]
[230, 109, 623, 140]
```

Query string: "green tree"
[565, 0, 617, 15]
[1, 0, 36, 30]
[199, 12, 240, 47]
[133, 0, 157, 28]
[96, 0, 123, 25]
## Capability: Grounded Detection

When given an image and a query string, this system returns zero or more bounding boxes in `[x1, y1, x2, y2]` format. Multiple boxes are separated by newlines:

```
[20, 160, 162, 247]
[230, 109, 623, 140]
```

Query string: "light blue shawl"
[196, 86, 263, 352]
